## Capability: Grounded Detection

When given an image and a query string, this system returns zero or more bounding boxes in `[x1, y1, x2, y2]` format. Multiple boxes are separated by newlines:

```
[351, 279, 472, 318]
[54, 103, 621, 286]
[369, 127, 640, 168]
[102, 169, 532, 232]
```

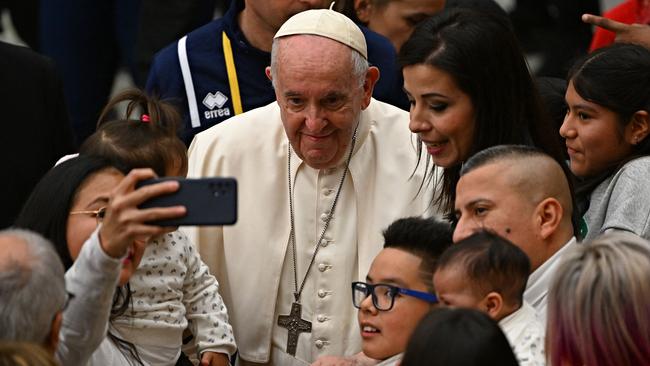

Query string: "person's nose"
[453, 216, 474, 243]
[408, 104, 432, 134]
[559, 113, 577, 140]
[303, 104, 327, 132]
[359, 292, 378, 314]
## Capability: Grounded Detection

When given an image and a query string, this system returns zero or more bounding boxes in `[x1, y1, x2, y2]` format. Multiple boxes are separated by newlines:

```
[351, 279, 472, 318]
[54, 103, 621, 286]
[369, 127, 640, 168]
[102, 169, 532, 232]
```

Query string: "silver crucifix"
[277, 302, 312, 356]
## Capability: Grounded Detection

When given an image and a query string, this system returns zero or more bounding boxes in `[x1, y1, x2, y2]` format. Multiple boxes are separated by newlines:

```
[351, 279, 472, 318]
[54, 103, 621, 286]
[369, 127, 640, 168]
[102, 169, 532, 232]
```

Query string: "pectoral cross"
[277, 302, 312, 356]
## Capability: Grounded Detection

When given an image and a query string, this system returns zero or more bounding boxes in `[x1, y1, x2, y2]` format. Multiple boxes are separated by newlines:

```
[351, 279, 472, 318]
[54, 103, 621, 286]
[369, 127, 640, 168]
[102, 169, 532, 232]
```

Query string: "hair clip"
[141, 114, 150, 123]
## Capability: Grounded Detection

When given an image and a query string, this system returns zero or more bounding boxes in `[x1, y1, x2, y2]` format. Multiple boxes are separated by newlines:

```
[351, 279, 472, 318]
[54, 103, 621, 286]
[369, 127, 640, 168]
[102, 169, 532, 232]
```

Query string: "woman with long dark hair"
[15, 156, 184, 365]
[399, 9, 568, 219]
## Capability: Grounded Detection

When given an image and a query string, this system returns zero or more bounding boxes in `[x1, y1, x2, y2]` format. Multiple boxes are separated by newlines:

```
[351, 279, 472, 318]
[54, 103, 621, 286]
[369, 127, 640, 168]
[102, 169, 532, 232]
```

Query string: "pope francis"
[186, 8, 435, 366]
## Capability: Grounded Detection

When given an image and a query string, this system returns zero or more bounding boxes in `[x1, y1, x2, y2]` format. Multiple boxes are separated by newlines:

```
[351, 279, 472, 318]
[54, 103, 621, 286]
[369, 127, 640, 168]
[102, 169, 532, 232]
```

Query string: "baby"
[79, 89, 235, 365]
[433, 230, 545, 366]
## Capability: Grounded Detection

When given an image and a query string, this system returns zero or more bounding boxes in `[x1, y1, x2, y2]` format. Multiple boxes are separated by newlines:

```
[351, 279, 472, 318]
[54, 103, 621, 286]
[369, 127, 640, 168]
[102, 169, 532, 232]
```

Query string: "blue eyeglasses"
[352, 281, 438, 311]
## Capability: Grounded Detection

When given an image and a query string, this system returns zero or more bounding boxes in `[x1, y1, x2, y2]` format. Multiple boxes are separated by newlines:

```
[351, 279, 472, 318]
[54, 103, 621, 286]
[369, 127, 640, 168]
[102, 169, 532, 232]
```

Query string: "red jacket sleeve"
[589, 0, 639, 51]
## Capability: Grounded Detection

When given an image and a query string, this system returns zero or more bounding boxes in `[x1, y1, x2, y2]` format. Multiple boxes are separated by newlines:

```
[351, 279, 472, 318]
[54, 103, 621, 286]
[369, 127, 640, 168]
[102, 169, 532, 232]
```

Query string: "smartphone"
[137, 177, 237, 226]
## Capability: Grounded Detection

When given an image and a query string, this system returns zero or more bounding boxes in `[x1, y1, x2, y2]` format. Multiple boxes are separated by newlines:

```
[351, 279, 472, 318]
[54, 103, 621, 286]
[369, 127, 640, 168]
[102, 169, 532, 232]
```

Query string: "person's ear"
[482, 292, 503, 320]
[354, 0, 373, 23]
[625, 110, 650, 146]
[265, 66, 273, 82]
[361, 66, 380, 109]
[45, 311, 63, 354]
[535, 198, 563, 240]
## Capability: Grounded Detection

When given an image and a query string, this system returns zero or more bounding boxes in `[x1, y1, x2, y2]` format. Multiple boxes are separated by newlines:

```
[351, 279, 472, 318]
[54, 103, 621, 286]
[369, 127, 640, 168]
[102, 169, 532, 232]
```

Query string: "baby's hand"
[200, 351, 230, 366]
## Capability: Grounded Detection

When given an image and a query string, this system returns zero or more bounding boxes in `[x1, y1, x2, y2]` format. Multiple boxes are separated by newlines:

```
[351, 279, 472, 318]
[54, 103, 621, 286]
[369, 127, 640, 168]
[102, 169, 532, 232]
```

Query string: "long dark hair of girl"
[567, 43, 650, 213]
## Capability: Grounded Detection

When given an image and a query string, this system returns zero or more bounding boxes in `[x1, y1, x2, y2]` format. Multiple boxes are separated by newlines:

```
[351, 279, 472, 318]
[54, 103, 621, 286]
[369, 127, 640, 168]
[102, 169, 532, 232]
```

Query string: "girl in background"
[560, 43, 650, 241]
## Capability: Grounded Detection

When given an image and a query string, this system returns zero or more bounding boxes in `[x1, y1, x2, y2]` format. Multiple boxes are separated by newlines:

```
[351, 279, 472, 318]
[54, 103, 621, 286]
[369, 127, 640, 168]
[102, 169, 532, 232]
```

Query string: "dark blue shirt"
[146, 0, 408, 145]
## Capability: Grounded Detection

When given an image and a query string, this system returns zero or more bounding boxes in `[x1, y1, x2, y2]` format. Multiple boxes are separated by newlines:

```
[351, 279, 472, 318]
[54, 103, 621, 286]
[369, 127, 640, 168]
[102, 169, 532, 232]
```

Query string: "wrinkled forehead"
[275, 34, 354, 60]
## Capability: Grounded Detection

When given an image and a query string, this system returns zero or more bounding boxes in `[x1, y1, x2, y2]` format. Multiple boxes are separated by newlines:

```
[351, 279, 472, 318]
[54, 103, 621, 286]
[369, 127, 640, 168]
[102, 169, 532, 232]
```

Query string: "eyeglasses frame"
[351, 281, 438, 311]
[69, 206, 107, 224]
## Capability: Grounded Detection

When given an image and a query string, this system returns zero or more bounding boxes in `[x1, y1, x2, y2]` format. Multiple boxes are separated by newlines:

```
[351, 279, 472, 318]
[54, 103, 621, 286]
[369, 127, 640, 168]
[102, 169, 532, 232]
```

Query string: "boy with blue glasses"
[312, 217, 451, 366]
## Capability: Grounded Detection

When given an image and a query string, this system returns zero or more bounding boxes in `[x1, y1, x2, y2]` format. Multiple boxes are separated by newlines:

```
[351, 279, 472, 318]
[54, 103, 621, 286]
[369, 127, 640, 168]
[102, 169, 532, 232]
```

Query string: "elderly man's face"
[269, 36, 376, 169]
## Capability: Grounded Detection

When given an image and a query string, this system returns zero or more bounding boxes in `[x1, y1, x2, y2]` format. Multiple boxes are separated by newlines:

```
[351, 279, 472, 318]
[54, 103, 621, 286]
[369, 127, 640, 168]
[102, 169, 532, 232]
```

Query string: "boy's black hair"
[436, 230, 531, 306]
[382, 217, 453, 291]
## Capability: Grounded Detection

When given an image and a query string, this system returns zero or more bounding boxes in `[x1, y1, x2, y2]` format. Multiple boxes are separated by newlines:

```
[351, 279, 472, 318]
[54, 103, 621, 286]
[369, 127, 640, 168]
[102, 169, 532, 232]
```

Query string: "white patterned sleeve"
[514, 326, 546, 366]
[176, 231, 237, 358]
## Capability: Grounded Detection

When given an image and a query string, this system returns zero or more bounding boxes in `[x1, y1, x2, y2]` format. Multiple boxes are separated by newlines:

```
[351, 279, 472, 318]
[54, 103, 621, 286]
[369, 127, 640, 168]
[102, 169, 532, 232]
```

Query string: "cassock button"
[318, 289, 327, 298]
[317, 315, 327, 322]
[323, 189, 333, 197]
[321, 241, 330, 247]
[315, 340, 324, 349]
[320, 213, 328, 222]
[318, 263, 327, 272]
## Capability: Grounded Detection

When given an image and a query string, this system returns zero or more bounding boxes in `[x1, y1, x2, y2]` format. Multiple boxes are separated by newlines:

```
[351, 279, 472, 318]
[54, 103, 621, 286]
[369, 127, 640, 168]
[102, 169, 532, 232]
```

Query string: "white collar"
[524, 236, 577, 308]
[376, 353, 403, 366]
[498, 301, 539, 337]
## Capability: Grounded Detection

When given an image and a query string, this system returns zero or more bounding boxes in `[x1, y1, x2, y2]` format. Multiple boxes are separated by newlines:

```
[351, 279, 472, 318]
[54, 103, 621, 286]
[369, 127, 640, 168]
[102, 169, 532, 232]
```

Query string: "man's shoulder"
[154, 19, 225, 64]
[365, 99, 410, 131]
[0, 41, 55, 75]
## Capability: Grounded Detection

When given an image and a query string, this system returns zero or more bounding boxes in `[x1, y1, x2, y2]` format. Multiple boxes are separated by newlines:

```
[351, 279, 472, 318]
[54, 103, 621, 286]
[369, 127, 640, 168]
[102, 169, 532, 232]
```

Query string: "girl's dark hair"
[399, 9, 566, 217]
[80, 88, 187, 177]
[14, 156, 143, 365]
[401, 308, 519, 366]
[568, 43, 650, 202]
[15, 155, 121, 269]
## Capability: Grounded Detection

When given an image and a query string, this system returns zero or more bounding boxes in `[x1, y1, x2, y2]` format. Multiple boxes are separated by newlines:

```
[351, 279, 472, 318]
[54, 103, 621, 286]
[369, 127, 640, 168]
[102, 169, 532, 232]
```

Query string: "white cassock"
[185, 99, 435, 365]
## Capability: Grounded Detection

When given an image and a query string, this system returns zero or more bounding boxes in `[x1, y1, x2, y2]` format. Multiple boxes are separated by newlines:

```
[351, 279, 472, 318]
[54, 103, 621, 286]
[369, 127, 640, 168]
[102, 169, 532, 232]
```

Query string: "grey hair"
[269, 36, 369, 90]
[547, 232, 650, 366]
[0, 228, 66, 343]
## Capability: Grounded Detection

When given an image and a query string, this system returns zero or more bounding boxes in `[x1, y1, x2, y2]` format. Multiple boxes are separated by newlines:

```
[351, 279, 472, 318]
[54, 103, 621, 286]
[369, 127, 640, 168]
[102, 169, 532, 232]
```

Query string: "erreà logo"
[202, 91, 231, 119]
